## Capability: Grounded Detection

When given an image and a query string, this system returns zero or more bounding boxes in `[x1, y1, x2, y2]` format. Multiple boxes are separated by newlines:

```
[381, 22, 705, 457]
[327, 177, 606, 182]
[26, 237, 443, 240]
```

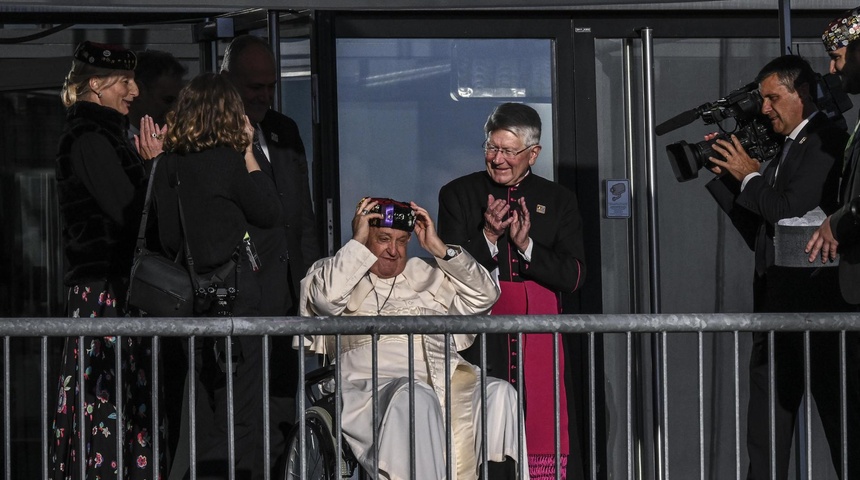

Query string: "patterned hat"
[73, 41, 137, 70]
[823, 7, 860, 51]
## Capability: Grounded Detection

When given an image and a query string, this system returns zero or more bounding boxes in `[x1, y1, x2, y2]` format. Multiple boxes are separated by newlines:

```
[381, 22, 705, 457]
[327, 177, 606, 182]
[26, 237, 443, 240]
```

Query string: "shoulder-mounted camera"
[657, 73, 852, 182]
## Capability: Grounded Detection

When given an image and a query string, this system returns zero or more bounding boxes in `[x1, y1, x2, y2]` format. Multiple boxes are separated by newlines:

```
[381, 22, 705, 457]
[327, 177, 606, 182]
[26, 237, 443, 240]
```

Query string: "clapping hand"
[483, 194, 514, 244]
[483, 194, 531, 252]
[508, 197, 531, 252]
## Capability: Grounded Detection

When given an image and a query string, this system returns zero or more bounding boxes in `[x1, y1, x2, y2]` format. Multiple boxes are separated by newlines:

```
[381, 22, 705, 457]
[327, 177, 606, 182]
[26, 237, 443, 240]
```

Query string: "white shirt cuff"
[740, 172, 761, 191]
[484, 230, 499, 258]
[519, 238, 534, 262]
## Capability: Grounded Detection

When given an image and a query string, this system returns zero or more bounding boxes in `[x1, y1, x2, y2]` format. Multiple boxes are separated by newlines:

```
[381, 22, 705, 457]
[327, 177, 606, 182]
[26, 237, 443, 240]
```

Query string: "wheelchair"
[281, 365, 367, 479]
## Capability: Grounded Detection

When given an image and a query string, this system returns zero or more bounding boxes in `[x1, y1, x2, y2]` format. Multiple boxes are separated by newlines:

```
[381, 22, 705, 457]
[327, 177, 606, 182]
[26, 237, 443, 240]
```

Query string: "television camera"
[657, 73, 852, 182]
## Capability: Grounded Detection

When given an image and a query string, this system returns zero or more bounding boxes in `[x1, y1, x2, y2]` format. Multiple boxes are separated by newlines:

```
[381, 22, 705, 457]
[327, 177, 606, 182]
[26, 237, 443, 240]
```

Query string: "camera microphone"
[656, 108, 702, 136]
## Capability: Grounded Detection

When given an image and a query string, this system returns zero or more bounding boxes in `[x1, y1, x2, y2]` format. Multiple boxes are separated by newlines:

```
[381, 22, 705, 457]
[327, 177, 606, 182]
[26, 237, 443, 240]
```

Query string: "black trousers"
[170, 337, 263, 480]
[748, 267, 860, 480]
[746, 331, 860, 480]
[189, 336, 265, 480]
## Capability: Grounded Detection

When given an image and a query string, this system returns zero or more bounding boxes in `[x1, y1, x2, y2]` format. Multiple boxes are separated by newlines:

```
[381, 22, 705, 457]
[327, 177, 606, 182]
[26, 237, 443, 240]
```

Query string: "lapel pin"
[536, 204, 546, 214]
[271, 133, 279, 143]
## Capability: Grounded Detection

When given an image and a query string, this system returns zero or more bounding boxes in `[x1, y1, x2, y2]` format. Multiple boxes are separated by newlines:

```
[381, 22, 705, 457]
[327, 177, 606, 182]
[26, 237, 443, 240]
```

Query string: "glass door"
[334, 37, 555, 257]
[312, 14, 575, 260]
[586, 13, 853, 479]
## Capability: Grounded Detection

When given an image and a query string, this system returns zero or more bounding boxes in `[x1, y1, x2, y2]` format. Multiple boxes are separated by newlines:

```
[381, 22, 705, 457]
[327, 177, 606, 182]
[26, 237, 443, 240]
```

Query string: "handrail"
[3, 312, 860, 336]
[7, 312, 856, 479]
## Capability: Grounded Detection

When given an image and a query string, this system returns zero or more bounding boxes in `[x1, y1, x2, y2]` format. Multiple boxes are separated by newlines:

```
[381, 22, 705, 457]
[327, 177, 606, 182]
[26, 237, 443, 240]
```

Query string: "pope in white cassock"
[299, 197, 528, 480]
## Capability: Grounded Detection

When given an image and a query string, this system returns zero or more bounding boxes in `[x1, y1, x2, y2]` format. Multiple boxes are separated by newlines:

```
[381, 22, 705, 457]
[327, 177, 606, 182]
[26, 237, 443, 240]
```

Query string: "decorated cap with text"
[73, 41, 137, 71]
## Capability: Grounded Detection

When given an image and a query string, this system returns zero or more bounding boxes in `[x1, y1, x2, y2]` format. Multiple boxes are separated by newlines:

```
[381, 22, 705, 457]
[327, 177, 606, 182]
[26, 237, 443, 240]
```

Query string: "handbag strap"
[168, 156, 239, 294]
[167, 155, 205, 291]
[134, 156, 160, 253]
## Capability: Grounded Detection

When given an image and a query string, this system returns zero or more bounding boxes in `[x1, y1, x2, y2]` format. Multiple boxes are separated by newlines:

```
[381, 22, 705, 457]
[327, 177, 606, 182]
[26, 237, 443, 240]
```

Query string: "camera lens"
[666, 141, 703, 182]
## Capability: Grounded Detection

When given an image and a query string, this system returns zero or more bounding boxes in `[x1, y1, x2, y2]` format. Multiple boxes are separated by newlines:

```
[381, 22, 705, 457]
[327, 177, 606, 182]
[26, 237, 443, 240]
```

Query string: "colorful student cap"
[823, 7, 860, 51]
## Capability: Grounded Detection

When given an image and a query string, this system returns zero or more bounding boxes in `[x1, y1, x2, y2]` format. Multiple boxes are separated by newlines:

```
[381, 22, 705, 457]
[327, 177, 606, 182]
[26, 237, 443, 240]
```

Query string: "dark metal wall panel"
[0, 0, 841, 14]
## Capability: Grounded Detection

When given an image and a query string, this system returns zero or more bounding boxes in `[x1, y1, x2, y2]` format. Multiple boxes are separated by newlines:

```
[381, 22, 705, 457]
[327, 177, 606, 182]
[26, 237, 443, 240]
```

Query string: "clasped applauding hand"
[483, 194, 531, 252]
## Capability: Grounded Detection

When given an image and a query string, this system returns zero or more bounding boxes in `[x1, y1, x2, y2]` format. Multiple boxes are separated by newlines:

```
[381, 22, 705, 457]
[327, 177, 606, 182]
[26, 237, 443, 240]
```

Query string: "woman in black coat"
[152, 72, 280, 479]
[52, 41, 159, 479]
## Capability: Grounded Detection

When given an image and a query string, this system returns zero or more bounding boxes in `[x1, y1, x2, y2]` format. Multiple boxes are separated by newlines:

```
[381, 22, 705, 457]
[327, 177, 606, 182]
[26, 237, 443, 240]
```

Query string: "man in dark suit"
[808, 6, 860, 305]
[221, 34, 321, 474]
[805, 13, 860, 479]
[706, 55, 858, 480]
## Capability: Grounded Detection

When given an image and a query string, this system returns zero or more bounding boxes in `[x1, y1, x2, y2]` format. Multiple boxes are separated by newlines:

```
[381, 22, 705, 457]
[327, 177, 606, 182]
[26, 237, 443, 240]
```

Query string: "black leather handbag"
[127, 247, 195, 316]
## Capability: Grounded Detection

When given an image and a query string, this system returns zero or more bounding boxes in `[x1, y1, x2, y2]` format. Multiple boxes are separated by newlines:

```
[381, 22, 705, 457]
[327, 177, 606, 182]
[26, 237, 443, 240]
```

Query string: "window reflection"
[1, 92, 65, 317]
[336, 38, 555, 254]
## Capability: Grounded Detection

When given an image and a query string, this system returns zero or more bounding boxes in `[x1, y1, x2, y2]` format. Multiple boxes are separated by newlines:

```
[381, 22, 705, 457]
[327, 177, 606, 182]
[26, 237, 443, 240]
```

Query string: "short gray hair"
[483, 102, 541, 146]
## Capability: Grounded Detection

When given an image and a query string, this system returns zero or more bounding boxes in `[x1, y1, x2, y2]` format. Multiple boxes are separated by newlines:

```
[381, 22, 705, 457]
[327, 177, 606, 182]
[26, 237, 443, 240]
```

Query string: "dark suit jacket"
[706, 113, 846, 310]
[250, 109, 321, 395]
[832, 122, 860, 304]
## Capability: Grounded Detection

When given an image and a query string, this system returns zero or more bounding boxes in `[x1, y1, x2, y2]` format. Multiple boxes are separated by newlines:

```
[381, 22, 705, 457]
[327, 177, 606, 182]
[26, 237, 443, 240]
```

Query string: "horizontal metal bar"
[4, 313, 860, 337]
[0, 0, 824, 15]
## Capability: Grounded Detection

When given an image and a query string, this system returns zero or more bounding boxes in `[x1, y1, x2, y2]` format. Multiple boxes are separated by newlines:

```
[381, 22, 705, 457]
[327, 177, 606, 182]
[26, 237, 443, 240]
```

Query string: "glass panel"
[336, 38, 554, 254]
[279, 36, 315, 196]
[0, 91, 66, 317]
[595, 37, 853, 480]
[595, 37, 856, 315]
[0, 90, 66, 480]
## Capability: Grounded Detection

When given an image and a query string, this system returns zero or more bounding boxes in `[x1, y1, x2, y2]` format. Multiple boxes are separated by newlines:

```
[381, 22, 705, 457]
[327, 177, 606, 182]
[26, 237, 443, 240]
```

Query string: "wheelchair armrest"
[303, 364, 338, 404]
[304, 364, 337, 389]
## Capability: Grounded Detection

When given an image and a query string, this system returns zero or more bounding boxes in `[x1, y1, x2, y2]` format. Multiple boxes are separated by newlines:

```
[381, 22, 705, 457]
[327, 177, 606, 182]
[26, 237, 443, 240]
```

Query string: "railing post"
[4, 337, 10, 480]
[639, 25, 668, 480]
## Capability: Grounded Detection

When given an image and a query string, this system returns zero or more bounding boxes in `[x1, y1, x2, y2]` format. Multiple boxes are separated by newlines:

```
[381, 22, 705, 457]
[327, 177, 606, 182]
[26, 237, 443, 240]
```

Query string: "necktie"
[840, 121, 860, 201]
[768, 137, 793, 186]
[252, 128, 266, 160]
[252, 127, 272, 176]
[756, 137, 793, 276]
[846, 119, 860, 161]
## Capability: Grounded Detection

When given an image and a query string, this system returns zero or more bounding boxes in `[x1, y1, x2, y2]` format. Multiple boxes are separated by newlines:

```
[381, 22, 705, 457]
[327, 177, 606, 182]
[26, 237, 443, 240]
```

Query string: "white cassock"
[299, 239, 528, 480]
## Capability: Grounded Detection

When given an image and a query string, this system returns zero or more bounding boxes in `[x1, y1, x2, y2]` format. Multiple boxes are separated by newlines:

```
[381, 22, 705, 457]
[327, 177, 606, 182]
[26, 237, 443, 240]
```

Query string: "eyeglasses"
[483, 142, 536, 160]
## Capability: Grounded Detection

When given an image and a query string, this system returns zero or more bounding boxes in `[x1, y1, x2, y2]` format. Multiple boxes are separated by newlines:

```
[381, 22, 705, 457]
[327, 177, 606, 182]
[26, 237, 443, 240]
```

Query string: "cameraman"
[706, 55, 855, 480]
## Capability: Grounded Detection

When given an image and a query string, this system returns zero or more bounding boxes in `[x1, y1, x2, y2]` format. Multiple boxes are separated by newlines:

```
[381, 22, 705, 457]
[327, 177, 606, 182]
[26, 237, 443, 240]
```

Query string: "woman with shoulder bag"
[152, 72, 280, 479]
[152, 72, 279, 317]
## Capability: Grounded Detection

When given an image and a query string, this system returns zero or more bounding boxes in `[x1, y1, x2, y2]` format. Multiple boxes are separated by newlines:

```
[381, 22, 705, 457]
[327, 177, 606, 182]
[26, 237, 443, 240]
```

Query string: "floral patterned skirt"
[50, 280, 159, 479]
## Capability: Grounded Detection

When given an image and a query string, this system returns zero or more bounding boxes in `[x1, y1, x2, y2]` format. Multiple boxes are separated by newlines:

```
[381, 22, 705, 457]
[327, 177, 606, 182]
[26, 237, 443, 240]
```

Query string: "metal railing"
[1, 312, 858, 480]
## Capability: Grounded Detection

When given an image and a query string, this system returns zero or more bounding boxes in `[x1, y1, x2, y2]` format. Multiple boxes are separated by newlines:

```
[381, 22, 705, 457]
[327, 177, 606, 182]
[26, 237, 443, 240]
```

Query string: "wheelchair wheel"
[283, 406, 338, 479]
